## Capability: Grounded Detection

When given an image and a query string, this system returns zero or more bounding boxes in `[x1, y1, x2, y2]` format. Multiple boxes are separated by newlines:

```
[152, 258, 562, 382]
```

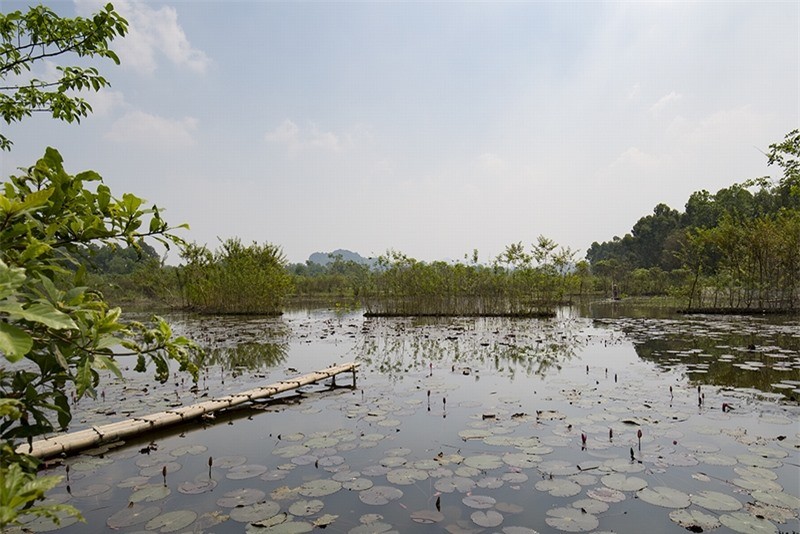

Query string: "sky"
[2, 1, 798, 264]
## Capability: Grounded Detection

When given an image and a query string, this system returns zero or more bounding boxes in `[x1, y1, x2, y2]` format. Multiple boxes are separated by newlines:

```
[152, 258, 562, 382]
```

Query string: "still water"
[17, 305, 800, 533]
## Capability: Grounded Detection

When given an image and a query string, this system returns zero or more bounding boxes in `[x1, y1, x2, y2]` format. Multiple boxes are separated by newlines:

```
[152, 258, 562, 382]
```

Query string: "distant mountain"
[308, 249, 375, 267]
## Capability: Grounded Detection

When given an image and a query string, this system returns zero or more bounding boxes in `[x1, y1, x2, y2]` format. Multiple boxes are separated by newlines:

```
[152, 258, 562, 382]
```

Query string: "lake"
[16, 305, 800, 533]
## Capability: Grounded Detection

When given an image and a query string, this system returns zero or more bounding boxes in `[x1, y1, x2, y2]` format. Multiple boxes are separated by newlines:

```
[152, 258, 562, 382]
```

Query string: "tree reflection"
[356, 316, 585, 380]
[197, 341, 289, 371]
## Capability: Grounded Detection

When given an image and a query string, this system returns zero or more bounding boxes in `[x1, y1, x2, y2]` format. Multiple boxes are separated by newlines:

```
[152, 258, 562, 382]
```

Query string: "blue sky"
[2, 1, 798, 263]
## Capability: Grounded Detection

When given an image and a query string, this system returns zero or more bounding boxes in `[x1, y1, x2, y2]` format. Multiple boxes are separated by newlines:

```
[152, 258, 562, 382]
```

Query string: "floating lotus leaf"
[261, 469, 289, 481]
[535, 479, 582, 497]
[544, 507, 598, 532]
[386, 468, 428, 485]
[601, 474, 647, 492]
[140, 461, 181, 477]
[747, 445, 787, 459]
[569, 474, 598, 486]
[413, 459, 440, 470]
[107, 504, 161, 529]
[170, 444, 207, 457]
[332, 470, 361, 482]
[359, 486, 403, 505]
[273, 445, 311, 458]
[343, 478, 374, 491]
[719, 511, 778, 534]
[385, 447, 412, 456]
[682, 441, 720, 453]
[464, 454, 502, 470]
[347, 521, 395, 534]
[305, 437, 339, 448]
[454, 465, 481, 478]
[196, 511, 230, 529]
[118, 475, 151, 489]
[484, 435, 517, 447]
[313, 514, 339, 528]
[213, 455, 247, 468]
[410, 510, 444, 524]
[71, 483, 111, 497]
[145, 510, 197, 533]
[750, 490, 800, 509]
[227, 464, 269, 480]
[502, 453, 540, 469]
[496, 502, 524, 514]
[434, 476, 475, 494]
[291, 455, 318, 466]
[501, 527, 540, 534]
[298, 479, 342, 497]
[246, 518, 313, 533]
[216, 488, 266, 507]
[733, 466, 778, 481]
[539, 460, 579, 476]
[282, 433, 305, 442]
[690, 490, 742, 511]
[601, 457, 645, 473]
[669, 509, 721, 531]
[360, 433, 385, 442]
[471, 510, 503, 528]
[477, 476, 503, 489]
[129, 484, 170, 503]
[698, 453, 737, 466]
[289, 499, 324, 516]
[745, 502, 798, 523]
[502, 472, 528, 484]
[380, 456, 407, 468]
[636, 486, 690, 508]
[735, 454, 782, 469]
[230, 501, 281, 523]
[732, 477, 782, 492]
[462, 495, 496, 509]
[571, 498, 609, 514]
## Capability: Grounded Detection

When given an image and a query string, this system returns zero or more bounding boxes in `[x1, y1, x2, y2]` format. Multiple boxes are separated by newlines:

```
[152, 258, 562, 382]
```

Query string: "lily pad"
[434, 476, 475, 494]
[571, 499, 609, 514]
[601, 473, 647, 492]
[386, 468, 428, 485]
[227, 464, 269, 479]
[410, 510, 444, 524]
[216, 488, 267, 507]
[636, 486, 690, 508]
[129, 484, 170, 503]
[750, 490, 800, 509]
[107, 504, 161, 529]
[586, 487, 625, 503]
[230, 501, 282, 523]
[178, 478, 217, 495]
[719, 511, 778, 534]
[545, 507, 599, 532]
[297, 479, 342, 497]
[145, 510, 197, 533]
[464, 454, 503, 470]
[669, 509, 721, 531]
[690, 490, 742, 511]
[288, 499, 324, 517]
[471, 510, 504, 528]
[535, 479, 582, 497]
[359, 486, 404, 505]
[462, 495, 496, 509]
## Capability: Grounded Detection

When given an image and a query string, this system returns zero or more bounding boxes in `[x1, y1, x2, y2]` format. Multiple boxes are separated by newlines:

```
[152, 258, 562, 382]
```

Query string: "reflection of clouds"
[356, 317, 587, 380]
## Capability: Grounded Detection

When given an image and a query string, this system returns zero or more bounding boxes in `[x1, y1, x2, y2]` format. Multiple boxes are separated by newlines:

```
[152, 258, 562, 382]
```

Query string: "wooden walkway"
[18, 362, 359, 460]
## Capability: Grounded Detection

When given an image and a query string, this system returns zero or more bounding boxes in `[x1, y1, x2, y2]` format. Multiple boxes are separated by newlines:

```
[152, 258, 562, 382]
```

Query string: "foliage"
[0, 3, 128, 151]
[363, 239, 577, 317]
[180, 238, 293, 314]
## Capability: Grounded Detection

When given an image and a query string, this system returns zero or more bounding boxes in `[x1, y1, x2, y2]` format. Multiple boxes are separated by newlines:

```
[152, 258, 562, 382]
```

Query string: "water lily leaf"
[178, 478, 217, 495]
[698, 453, 738, 466]
[745, 502, 798, 523]
[170, 444, 207, 457]
[145, 510, 197, 533]
[735, 454, 782, 469]
[750, 490, 800, 509]
[477, 476, 504, 489]
[227, 464, 269, 480]
[230, 501, 281, 523]
[690, 490, 742, 511]
[434, 476, 475, 494]
[636, 486, 690, 508]
[386, 468, 428, 485]
[539, 460, 579, 476]
[571, 498, 609, 514]
[297, 479, 342, 497]
[313, 514, 339, 528]
[216, 488, 267, 507]
[129, 484, 170, 503]
[343, 478, 374, 491]
[305, 436, 339, 448]
[732, 477, 783, 492]
[273, 445, 311, 458]
[733, 466, 778, 481]
[410, 510, 444, 524]
[471, 510, 503, 528]
[545, 507, 598, 532]
[247, 518, 313, 533]
[71, 483, 111, 497]
[288, 499, 324, 517]
[719, 511, 777, 534]
[213, 455, 248, 468]
[535, 479, 582, 497]
[669, 509, 721, 531]
[501, 527, 540, 534]
[502, 453, 540, 469]
[464, 454, 502, 470]
[139, 461, 181, 477]
[462, 495, 496, 509]
[459, 429, 491, 441]
[601, 473, 647, 492]
[196, 511, 230, 529]
[359, 486, 403, 505]
[117, 475, 151, 489]
[107, 504, 161, 529]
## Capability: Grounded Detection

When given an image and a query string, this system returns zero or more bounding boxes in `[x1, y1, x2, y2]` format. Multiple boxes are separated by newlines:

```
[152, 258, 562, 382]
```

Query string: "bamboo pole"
[18, 362, 360, 460]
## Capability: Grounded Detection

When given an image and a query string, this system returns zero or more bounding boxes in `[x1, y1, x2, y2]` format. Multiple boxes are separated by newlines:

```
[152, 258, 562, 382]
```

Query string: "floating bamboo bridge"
[18, 362, 360, 460]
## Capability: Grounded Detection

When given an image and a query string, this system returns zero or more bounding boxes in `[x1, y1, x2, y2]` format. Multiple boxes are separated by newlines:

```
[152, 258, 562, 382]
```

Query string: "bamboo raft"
[18, 362, 359, 460]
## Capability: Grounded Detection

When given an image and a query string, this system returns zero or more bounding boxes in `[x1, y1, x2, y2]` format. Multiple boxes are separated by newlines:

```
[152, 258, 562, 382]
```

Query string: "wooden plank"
[17, 362, 359, 459]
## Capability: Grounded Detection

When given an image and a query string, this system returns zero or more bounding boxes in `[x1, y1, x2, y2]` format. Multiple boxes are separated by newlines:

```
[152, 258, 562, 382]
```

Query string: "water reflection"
[197, 341, 289, 371]
[356, 316, 586, 380]
[599, 316, 800, 401]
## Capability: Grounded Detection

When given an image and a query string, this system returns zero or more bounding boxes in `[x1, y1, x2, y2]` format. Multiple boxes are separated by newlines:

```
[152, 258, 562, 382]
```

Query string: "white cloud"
[105, 111, 198, 149]
[74, 0, 210, 75]
[649, 91, 683, 116]
[82, 89, 126, 117]
[264, 120, 346, 154]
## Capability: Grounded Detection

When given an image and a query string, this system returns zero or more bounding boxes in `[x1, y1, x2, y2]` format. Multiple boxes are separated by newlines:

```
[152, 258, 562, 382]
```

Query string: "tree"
[0, 3, 127, 151]
[1, 4, 200, 529]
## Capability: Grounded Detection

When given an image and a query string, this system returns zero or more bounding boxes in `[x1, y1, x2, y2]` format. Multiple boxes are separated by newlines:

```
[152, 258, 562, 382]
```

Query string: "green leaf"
[16, 302, 77, 330]
[0, 322, 33, 361]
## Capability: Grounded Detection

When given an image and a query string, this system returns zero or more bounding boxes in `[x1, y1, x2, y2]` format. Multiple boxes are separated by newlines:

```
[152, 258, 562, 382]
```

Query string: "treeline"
[587, 130, 800, 311]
